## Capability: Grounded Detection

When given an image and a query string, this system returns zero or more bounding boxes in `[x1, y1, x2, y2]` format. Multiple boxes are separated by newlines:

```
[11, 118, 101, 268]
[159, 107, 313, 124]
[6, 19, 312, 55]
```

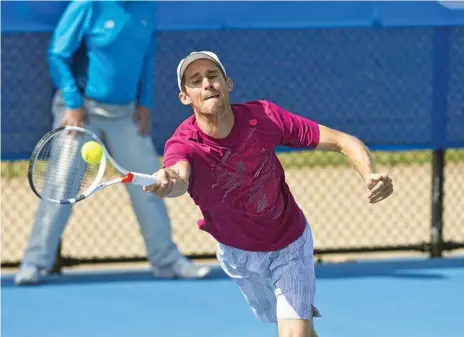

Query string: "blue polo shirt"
[48, 1, 157, 109]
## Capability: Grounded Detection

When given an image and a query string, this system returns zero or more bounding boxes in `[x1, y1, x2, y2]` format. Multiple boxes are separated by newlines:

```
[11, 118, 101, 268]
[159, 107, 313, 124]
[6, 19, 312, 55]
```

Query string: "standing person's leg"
[217, 224, 320, 337]
[16, 93, 101, 285]
[95, 109, 209, 278]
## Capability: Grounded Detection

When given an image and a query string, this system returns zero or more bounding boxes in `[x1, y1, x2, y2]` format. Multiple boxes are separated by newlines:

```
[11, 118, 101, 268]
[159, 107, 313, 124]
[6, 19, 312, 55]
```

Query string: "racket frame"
[28, 126, 159, 204]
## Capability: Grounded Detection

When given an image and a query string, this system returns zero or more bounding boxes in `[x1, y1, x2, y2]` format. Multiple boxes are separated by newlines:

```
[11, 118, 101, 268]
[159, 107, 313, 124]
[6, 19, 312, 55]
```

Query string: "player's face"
[179, 59, 233, 116]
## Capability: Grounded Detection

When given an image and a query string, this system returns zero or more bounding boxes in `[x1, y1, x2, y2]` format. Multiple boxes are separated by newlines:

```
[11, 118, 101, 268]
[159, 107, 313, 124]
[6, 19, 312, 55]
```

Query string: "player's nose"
[202, 77, 215, 90]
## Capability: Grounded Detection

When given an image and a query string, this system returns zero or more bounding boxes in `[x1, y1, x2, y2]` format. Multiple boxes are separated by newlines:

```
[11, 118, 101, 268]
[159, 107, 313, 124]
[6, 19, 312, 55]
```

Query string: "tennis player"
[144, 51, 394, 337]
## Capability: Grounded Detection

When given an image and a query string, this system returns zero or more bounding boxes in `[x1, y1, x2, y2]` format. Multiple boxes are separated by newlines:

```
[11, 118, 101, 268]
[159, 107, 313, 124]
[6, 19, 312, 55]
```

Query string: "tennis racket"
[28, 126, 160, 204]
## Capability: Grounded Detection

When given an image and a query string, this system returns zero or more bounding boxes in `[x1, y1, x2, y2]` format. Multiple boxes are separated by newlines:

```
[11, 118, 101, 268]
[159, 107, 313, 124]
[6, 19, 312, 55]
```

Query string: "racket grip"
[129, 172, 160, 186]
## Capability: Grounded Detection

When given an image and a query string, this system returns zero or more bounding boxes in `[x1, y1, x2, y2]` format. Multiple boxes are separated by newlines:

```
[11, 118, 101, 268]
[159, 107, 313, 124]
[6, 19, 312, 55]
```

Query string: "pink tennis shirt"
[163, 100, 320, 252]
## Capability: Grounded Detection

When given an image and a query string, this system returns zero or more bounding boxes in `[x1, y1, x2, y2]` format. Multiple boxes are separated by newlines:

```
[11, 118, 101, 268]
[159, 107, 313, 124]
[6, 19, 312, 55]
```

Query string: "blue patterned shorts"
[217, 224, 321, 323]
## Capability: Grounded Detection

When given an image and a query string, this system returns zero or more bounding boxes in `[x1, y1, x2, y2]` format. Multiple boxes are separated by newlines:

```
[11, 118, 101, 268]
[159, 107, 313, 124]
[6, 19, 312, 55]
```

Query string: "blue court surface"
[2, 257, 463, 337]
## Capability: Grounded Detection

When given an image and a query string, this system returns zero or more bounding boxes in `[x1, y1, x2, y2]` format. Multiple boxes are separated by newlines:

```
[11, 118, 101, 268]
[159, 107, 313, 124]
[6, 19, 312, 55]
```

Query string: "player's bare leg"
[277, 318, 318, 337]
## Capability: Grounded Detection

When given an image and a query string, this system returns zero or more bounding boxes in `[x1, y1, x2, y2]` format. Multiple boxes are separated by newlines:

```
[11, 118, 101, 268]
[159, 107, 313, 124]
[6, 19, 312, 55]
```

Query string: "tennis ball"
[81, 141, 103, 164]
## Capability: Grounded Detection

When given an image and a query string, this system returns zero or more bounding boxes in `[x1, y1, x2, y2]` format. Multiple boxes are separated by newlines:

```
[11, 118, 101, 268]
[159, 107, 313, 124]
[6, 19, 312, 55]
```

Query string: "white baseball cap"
[176, 51, 227, 91]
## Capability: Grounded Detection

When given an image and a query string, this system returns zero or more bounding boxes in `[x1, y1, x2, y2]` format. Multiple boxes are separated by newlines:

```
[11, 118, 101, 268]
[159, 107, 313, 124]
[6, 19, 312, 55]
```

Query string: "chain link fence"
[2, 149, 463, 266]
[2, 26, 464, 267]
[444, 150, 464, 246]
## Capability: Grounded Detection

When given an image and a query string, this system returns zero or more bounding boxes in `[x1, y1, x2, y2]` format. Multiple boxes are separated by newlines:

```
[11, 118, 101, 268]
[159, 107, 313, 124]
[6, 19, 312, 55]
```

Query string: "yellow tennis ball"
[81, 141, 103, 165]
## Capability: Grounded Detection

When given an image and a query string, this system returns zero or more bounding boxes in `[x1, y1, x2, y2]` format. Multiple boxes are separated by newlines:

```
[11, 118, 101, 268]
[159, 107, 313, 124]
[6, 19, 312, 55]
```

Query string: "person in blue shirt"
[15, 1, 210, 285]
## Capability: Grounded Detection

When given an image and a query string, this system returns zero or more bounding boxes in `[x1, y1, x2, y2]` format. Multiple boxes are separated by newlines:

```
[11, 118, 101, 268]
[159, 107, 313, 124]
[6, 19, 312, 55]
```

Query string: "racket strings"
[31, 130, 102, 202]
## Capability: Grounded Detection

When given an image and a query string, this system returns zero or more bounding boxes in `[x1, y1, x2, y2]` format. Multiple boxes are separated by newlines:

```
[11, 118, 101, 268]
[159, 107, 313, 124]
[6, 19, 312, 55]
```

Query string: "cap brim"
[179, 53, 220, 79]
[177, 52, 227, 91]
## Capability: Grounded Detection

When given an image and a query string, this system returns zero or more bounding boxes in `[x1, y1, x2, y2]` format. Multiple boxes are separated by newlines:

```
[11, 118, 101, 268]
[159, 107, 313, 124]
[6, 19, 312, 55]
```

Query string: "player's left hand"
[365, 173, 393, 204]
[133, 105, 151, 136]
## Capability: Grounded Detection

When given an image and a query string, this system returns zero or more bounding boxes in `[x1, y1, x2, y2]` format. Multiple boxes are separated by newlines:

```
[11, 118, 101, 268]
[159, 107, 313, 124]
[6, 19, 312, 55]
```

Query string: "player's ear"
[226, 77, 233, 93]
[179, 91, 191, 106]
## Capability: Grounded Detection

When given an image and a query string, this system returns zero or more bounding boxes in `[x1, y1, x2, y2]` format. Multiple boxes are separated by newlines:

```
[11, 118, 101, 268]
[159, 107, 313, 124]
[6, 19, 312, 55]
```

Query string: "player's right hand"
[62, 107, 86, 127]
[143, 169, 179, 198]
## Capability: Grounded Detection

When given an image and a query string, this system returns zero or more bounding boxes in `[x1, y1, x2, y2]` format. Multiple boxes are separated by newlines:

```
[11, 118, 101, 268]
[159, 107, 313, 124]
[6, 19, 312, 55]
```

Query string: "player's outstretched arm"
[316, 124, 394, 204]
[143, 160, 191, 198]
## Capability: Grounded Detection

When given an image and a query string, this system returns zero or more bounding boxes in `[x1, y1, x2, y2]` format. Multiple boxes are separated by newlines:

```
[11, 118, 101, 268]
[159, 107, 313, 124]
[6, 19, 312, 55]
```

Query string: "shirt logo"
[249, 119, 257, 126]
[104, 20, 115, 29]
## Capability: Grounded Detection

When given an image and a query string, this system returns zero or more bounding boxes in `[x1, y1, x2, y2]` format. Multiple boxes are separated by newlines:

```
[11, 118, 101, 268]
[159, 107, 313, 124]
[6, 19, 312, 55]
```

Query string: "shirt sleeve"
[263, 100, 320, 149]
[47, 1, 93, 109]
[163, 137, 194, 168]
[137, 32, 156, 109]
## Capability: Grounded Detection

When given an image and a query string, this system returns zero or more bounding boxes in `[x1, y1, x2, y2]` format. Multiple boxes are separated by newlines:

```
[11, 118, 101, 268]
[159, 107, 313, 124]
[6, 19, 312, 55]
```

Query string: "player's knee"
[277, 319, 316, 337]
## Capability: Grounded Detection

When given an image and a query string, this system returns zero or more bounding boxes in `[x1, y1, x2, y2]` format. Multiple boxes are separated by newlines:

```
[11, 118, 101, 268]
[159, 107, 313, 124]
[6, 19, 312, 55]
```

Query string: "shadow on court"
[2, 257, 463, 288]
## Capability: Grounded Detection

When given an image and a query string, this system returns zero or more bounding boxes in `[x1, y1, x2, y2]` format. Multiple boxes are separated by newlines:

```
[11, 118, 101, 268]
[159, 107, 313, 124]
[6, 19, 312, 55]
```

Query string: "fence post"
[430, 27, 450, 258]
[431, 149, 445, 257]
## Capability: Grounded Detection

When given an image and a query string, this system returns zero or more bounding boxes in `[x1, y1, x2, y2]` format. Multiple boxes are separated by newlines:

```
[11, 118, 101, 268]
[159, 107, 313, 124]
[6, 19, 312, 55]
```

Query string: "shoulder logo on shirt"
[104, 20, 115, 29]
[249, 119, 258, 126]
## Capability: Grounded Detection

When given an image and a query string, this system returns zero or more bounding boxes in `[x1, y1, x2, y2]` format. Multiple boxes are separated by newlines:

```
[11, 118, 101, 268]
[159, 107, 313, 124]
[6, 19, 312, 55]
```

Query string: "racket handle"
[128, 172, 160, 186]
